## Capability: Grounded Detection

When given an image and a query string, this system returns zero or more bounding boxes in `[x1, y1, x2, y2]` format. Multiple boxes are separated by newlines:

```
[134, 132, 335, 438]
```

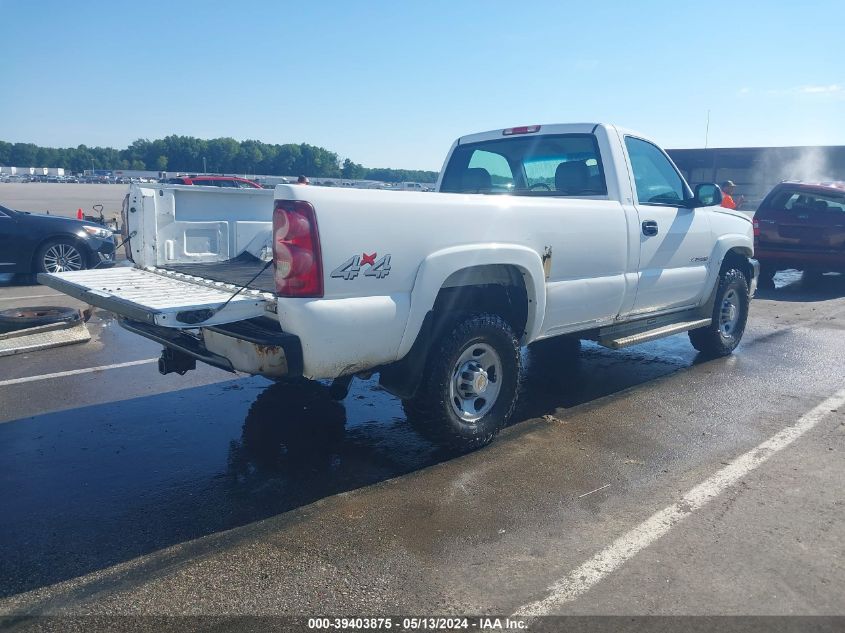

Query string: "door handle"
[642, 220, 658, 236]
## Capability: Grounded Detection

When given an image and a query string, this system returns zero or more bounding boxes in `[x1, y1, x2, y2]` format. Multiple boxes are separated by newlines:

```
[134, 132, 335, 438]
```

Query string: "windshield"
[440, 133, 607, 196]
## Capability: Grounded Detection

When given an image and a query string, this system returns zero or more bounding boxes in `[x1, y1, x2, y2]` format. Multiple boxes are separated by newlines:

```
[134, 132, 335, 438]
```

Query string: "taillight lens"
[273, 200, 323, 297]
[753, 218, 760, 237]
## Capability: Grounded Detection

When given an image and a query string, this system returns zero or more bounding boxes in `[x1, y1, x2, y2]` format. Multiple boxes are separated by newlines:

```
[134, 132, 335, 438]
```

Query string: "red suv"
[754, 181, 845, 288]
[164, 175, 262, 188]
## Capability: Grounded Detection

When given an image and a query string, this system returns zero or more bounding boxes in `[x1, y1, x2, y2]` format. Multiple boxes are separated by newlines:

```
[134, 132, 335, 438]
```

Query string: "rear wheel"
[757, 263, 776, 290]
[802, 270, 825, 287]
[404, 313, 521, 452]
[36, 239, 86, 273]
[689, 268, 749, 357]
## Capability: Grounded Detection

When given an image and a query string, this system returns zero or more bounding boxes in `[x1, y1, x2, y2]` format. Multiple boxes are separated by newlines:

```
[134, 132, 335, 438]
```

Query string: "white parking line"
[0, 359, 158, 387]
[514, 387, 845, 617]
[0, 294, 62, 302]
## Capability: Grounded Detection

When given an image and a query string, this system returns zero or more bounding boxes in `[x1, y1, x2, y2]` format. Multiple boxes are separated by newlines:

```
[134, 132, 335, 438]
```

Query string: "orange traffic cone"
[77, 208, 83, 220]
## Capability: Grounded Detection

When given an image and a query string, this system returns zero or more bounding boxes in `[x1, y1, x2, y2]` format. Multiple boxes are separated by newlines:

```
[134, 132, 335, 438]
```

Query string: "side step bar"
[599, 318, 711, 349]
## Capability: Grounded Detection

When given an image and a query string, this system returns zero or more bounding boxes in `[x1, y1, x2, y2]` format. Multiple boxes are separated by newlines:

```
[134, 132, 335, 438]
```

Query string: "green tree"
[0, 135, 440, 182]
[342, 158, 366, 179]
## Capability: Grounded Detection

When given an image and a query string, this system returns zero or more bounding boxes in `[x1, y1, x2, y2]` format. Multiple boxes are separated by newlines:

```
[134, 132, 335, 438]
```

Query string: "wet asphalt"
[0, 271, 843, 619]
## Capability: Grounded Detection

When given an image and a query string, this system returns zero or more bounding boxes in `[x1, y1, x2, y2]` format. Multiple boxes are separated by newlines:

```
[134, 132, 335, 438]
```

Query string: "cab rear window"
[440, 134, 607, 196]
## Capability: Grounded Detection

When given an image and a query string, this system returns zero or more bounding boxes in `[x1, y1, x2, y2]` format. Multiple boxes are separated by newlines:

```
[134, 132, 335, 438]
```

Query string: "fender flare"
[700, 235, 754, 310]
[709, 235, 753, 277]
[395, 243, 547, 359]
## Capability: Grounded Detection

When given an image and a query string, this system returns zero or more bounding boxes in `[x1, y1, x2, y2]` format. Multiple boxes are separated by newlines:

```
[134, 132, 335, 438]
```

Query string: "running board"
[599, 318, 711, 349]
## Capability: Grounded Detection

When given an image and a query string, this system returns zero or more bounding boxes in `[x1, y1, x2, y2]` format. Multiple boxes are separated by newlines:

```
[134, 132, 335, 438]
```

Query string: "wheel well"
[720, 248, 753, 285]
[434, 265, 529, 338]
[378, 265, 530, 400]
[30, 234, 92, 270]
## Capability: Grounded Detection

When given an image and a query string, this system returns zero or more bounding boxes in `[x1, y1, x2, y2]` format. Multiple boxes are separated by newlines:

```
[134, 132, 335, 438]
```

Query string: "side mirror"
[691, 183, 722, 208]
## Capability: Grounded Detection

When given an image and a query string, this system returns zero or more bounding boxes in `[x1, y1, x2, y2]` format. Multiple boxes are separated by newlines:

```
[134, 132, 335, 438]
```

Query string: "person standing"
[720, 180, 744, 210]
[297, 175, 309, 185]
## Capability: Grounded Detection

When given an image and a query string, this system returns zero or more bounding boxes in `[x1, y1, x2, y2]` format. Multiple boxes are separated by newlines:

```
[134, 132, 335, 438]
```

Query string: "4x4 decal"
[331, 253, 391, 280]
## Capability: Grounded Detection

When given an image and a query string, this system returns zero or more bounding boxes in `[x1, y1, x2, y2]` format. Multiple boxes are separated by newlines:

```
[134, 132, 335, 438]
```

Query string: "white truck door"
[622, 136, 712, 313]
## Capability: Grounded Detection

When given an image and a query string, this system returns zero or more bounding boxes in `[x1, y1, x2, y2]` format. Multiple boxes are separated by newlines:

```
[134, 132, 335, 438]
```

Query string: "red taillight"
[753, 218, 760, 237]
[273, 200, 323, 297]
[503, 125, 541, 136]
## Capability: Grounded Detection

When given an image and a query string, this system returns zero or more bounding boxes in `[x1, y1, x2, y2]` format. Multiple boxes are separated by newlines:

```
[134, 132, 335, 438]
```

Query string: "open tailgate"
[38, 267, 275, 328]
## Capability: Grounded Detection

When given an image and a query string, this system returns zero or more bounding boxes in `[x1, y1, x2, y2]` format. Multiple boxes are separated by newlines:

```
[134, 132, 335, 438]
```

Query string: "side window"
[214, 179, 238, 188]
[467, 150, 514, 189]
[625, 137, 687, 205]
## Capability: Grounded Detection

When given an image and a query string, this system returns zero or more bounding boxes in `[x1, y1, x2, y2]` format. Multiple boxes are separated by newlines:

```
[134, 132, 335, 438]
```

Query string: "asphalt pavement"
[0, 270, 843, 627]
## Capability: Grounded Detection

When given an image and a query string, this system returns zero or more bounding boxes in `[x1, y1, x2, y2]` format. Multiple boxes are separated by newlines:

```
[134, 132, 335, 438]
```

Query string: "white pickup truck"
[40, 123, 758, 450]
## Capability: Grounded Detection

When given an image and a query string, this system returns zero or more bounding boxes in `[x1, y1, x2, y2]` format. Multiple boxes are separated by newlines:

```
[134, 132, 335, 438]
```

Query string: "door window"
[625, 136, 688, 205]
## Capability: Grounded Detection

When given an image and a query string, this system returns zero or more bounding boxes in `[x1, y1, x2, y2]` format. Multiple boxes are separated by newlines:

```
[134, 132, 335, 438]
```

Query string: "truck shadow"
[0, 335, 705, 601]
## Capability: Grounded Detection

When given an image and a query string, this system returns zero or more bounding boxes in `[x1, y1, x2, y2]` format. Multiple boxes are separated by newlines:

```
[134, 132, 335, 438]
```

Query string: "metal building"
[667, 146, 845, 209]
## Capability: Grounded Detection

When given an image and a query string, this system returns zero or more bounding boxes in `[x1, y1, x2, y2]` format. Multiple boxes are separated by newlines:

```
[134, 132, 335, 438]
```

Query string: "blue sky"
[1, 0, 843, 170]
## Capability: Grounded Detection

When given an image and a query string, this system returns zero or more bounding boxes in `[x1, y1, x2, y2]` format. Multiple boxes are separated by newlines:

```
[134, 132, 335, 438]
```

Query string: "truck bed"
[162, 252, 275, 294]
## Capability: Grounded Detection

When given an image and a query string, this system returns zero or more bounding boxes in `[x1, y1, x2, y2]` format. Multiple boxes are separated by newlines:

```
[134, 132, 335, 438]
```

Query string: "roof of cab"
[457, 123, 608, 145]
[456, 123, 654, 145]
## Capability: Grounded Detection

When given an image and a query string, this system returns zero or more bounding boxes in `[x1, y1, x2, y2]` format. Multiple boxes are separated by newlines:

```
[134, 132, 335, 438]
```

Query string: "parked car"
[0, 204, 115, 274]
[754, 181, 845, 288]
[163, 175, 262, 189]
[40, 123, 758, 451]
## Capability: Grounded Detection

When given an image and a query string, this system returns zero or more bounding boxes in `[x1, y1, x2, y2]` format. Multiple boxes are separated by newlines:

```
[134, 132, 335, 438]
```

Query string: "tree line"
[0, 136, 438, 183]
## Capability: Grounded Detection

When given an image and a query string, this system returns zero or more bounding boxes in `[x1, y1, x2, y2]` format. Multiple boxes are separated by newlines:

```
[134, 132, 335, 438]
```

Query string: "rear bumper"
[119, 318, 303, 377]
[755, 246, 845, 271]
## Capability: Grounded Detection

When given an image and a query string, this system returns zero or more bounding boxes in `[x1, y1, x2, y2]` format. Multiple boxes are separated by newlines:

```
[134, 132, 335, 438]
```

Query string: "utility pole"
[704, 110, 711, 149]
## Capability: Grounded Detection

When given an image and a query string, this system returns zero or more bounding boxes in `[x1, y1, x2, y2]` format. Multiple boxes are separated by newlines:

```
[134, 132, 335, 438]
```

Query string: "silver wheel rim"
[719, 289, 740, 338]
[43, 244, 83, 272]
[448, 342, 503, 423]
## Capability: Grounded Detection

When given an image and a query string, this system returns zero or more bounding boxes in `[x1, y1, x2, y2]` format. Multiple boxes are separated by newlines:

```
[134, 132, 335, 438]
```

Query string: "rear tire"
[689, 268, 749, 357]
[404, 313, 521, 452]
[757, 263, 776, 290]
[802, 270, 824, 287]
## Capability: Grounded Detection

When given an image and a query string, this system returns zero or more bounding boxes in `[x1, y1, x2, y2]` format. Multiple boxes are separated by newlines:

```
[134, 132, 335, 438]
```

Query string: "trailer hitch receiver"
[158, 347, 197, 375]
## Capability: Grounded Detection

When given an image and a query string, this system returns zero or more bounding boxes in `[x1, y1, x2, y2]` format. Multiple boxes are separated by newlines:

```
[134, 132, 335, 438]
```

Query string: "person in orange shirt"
[720, 180, 744, 210]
